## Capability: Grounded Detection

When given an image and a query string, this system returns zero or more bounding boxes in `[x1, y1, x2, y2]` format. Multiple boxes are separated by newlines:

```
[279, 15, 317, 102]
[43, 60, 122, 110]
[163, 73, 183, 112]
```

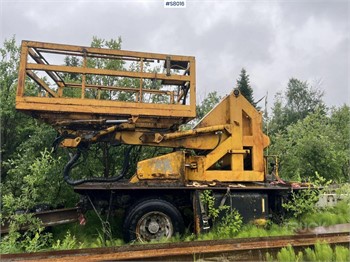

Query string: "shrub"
[0, 215, 52, 253]
[215, 208, 242, 238]
[199, 190, 229, 221]
[282, 172, 331, 218]
[52, 231, 81, 250]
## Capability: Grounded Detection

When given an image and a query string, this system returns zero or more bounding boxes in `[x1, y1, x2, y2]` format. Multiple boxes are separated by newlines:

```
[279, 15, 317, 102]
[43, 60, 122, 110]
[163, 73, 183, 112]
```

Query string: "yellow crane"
[16, 40, 292, 242]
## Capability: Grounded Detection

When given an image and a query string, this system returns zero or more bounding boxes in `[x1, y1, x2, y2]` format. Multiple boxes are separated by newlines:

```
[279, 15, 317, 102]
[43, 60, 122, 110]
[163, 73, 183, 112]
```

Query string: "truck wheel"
[123, 199, 184, 242]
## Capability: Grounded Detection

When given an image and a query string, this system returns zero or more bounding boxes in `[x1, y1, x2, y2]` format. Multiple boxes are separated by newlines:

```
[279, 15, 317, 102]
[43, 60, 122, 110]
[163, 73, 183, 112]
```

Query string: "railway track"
[2, 228, 349, 262]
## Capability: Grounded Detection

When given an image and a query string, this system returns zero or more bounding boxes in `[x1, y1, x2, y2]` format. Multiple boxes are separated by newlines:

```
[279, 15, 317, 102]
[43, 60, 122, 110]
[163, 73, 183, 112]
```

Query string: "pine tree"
[236, 68, 255, 106]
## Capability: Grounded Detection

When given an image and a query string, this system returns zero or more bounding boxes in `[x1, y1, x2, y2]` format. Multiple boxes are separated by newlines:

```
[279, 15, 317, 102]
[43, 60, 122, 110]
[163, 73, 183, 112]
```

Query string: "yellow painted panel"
[137, 151, 185, 180]
[195, 94, 231, 127]
[16, 97, 195, 119]
[23, 40, 195, 62]
[185, 155, 205, 180]
[119, 131, 227, 150]
[204, 137, 232, 170]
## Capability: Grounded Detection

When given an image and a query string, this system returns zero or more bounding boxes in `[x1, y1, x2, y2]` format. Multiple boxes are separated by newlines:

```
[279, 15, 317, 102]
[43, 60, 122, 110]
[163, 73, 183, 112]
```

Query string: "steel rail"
[1, 208, 79, 235]
[2, 231, 349, 261]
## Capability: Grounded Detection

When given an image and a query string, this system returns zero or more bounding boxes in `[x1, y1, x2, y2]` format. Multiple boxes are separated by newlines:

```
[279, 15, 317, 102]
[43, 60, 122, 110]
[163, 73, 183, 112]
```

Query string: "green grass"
[50, 209, 125, 249]
[266, 242, 349, 262]
[181, 222, 295, 242]
[236, 223, 294, 238]
[298, 200, 350, 228]
[48, 199, 349, 248]
[2, 198, 348, 253]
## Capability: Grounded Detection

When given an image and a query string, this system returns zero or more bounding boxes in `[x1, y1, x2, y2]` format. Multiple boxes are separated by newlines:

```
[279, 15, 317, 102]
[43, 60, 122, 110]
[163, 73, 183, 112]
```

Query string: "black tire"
[123, 198, 184, 242]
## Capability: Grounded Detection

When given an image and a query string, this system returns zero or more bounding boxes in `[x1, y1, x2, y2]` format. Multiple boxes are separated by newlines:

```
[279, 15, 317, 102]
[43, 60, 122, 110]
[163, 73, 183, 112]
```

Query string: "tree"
[1, 37, 131, 208]
[0, 37, 76, 253]
[0, 37, 61, 178]
[267, 79, 348, 182]
[236, 68, 255, 106]
[196, 91, 221, 120]
[268, 78, 326, 135]
[269, 110, 347, 182]
[62, 36, 125, 100]
[0, 37, 21, 168]
[63, 55, 81, 81]
[284, 78, 325, 124]
[329, 105, 350, 181]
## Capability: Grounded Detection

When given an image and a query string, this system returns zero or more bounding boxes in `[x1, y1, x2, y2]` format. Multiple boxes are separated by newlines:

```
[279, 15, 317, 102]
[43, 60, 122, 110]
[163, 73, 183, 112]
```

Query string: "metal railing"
[16, 40, 196, 121]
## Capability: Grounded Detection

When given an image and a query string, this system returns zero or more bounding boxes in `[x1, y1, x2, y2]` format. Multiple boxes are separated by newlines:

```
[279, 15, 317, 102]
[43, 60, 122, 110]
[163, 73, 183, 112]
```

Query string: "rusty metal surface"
[2, 230, 349, 261]
[73, 181, 301, 192]
[1, 208, 79, 235]
[137, 151, 185, 181]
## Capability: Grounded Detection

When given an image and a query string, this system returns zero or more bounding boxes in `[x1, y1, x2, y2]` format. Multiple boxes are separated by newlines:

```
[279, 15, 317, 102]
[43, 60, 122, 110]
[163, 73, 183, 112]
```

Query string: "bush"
[0, 214, 52, 253]
[0, 149, 65, 254]
[282, 172, 331, 218]
[199, 190, 229, 221]
[215, 209, 242, 238]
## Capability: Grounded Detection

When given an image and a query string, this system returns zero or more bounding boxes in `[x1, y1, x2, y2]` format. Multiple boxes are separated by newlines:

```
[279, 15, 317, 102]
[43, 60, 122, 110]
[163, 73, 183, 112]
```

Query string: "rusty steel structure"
[2, 229, 350, 261]
[1, 208, 80, 235]
[15, 40, 300, 242]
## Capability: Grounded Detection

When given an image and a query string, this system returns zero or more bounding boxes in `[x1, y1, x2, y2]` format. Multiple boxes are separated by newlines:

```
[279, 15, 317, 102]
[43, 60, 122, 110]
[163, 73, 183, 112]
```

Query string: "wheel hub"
[148, 220, 160, 234]
[136, 211, 173, 242]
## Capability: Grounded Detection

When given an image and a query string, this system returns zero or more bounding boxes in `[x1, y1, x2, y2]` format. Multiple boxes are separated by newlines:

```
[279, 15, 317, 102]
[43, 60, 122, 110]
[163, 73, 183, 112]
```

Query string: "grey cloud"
[280, 1, 348, 30]
[1, 1, 348, 107]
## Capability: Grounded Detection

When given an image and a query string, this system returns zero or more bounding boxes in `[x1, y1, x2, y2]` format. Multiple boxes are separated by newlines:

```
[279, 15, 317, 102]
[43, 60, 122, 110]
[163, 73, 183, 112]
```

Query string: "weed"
[334, 245, 350, 262]
[267, 242, 349, 262]
[23, 229, 52, 253]
[0, 230, 22, 254]
[0, 214, 52, 254]
[200, 190, 229, 221]
[236, 223, 294, 239]
[52, 230, 82, 250]
[304, 247, 317, 261]
[314, 241, 333, 262]
[265, 252, 274, 262]
[215, 209, 242, 238]
[86, 231, 124, 248]
[299, 199, 350, 229]
[276, 245, 303, 262]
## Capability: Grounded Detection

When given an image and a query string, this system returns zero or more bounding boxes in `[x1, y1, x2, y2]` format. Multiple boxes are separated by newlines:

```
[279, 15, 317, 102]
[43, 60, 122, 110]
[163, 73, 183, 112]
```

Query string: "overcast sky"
[1, 0, 349, 109]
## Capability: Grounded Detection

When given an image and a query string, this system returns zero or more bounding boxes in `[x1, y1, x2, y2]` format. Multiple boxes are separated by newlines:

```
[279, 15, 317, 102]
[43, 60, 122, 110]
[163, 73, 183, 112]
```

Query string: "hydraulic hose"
[52, 133, 76, 153]
[63, 146, 132, 186]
